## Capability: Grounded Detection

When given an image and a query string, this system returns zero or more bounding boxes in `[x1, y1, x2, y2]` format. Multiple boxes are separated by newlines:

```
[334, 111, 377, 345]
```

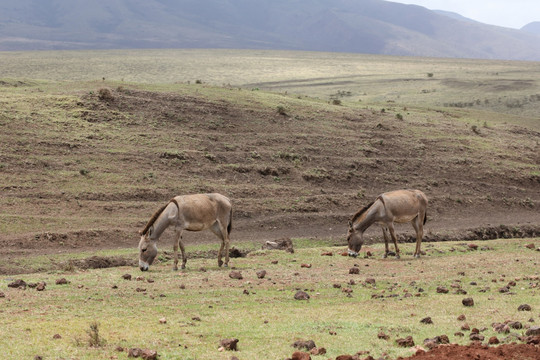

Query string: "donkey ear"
[348, 220, 353, 229]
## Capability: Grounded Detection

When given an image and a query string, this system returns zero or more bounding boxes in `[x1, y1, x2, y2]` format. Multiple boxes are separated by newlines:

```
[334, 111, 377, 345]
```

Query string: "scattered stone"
[457, 314, 466, 321]
[335, 355, 353, 360]
[525, 243, 535, 249]
[294, 291, 310, 300]
[493, 323, 510, 334]
[518, 304, 532, 311]
[321, 252, 333, 256]
[301, 263, 312, 268]
[509, 321, 523, 329]
[310, 347, 326, 355]
[219, 338, 239, 351]
[136, 276, 145, 281]
[116, 346, 125, 352]
[420, 317, 433, 324]
[0, 292, 5, 298]
[468, 244, 478, 250]
[135, 288, 146, 292]
[52, 334, 62, 339]
[34, 356, 43, 360]
[292, 340, 316, 351]
[36, 282, 46, 291]
[378, 332, 390, 340]
[349, 267, 360, 274]
[365, 278, 376, 286]
[333, 283, 342, 289]
[256, 270, 267, 279]
[461, 323, 471, 331]
[228, 271, 243, 280]
[470, 333, 484, 341]
[488, 336, 500, 345]
[55, 278, 70, 285]
[462, 297, 474, 307]
[291, 351, 311, 360]
[526, 326, 540, 336]
[454, 332, 464, 337]
[8, 279, 27, 289]
[192, 316, 201, 322]
[264, 238, 294, 253]
[396, 336, 415, 347]
[159, 317, 167, 324]
[436, 286, 449, 294]
[141, 349, 158, 360]
[128, 348, 143, 358]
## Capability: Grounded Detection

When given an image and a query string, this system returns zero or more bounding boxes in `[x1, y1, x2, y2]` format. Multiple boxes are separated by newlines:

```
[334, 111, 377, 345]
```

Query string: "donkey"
[347, 189, 428, 259]
[138, 193, 232, 271]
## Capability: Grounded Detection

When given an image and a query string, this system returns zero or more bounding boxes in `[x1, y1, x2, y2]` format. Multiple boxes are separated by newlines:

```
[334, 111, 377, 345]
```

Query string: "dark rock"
[469, 333, 484, 341]
[220, 338, 239, 351]
[256, 270, 267, 279]
[518, 304, 532, 311]
[378, 332, 390, 340]
[488, 336, 500, 345]
[349, 267, 360, 274]
[436, 286, 449, 293]
[396, 336, 415, 347]
[292, 340, 316, 351]
[365, 278, 376, 285]
[228, 271, 243, 280]
[8, 279, 26, 289]
[457, 314, 466, 321]
[128, 348, 143, 358]
[36, 282, 46, 291]
[122, 274, 132, 280]
[294, 291, 310, 300]
[141, 349, 158, 360]
[56, 278, 70, 285]
[462, 297, 474, 306]
[335, 356, 354, 360]
[526, 326, 540, 336]
[264, 238, 294, 253]
[420, 317, 433, 324]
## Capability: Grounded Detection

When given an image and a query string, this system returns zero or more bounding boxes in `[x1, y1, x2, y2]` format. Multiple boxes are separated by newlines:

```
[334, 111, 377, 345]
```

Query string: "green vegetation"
[1, 238, 539, 359]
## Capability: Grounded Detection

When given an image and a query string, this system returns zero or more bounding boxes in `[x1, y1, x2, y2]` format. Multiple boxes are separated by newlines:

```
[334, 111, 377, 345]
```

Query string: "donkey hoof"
[173, 266, 178, 271]
[414, 254, 420, 259]
[396, 255, 401, 260]
[383, 254, 388, 259]
[218, 260, 223, 267]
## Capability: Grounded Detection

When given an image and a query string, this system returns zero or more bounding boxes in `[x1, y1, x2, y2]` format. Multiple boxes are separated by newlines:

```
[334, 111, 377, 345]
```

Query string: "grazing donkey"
[138, 193, 232, 271]
[347, 189, 428, 259]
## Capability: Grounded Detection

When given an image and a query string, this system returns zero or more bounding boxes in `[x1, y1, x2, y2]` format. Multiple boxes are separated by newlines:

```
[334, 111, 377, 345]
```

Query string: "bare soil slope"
[1, 83, 539, 257]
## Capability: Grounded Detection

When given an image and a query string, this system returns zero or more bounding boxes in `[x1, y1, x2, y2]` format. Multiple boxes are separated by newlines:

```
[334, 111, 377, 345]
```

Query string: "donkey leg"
[211, 222, 225, 267]
[411, 217, 424, 258]
[179, 236, 187, 269]
[387, 223, 400, 259]
[382, 226, 390, 258]
[173, 229, 182, 271]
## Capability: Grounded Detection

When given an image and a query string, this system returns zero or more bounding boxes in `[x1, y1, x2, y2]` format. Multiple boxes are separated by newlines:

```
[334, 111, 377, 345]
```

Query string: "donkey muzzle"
[348, 249, 359, 258]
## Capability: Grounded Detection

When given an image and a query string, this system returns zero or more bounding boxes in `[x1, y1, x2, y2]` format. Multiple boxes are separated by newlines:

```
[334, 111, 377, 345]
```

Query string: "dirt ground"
[2, 86, 539, 259]
[1, 85, 539, 359]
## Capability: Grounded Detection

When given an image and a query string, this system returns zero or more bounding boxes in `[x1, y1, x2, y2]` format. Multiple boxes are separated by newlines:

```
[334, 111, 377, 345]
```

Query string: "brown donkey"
[347, 189, 428, 259]
[138, 193, 232, 271]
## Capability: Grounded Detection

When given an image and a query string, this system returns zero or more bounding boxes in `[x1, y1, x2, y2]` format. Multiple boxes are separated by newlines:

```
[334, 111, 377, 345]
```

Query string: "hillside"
[522, 21, 540, 35]
[1, 79, 538, 257]
[1, 0, 540, 60]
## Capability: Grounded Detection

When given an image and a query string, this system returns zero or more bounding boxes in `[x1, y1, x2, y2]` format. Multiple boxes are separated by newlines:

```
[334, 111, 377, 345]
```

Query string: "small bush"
[97, 88, 114, 101]
[276, 105, 288, 116]
[395, 113, 403, 120]
[86, 321, 106, 347]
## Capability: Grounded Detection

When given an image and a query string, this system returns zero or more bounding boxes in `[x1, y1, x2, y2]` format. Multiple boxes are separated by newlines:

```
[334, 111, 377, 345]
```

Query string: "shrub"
[97, 88, 114, 101]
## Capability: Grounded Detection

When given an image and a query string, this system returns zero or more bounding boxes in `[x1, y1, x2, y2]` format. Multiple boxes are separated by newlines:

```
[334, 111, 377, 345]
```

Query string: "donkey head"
[347, 220, 363, 257]
[138, 227, 158, 271]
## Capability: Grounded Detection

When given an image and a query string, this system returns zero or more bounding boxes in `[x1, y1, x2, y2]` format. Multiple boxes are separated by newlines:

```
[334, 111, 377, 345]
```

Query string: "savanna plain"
[0, 49, 539, 359]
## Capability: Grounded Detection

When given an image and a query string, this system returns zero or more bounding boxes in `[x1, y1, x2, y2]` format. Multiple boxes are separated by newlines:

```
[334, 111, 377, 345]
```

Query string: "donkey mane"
[350, 201, 374, 224]
[140, 198, 178, 235]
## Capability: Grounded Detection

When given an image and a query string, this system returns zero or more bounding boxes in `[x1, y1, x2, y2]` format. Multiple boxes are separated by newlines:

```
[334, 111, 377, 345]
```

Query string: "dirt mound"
[397, 343, 540, 360]
[65, 256, 136, 270]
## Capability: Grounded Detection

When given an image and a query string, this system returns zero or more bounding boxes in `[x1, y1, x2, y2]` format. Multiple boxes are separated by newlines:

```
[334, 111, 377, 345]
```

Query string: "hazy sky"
[391, 0, 539, 29]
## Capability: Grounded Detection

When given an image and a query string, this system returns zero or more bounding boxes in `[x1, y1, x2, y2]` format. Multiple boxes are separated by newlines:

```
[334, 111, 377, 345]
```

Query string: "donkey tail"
[423, 211, 428, 225]
[227, 207, 233, 235]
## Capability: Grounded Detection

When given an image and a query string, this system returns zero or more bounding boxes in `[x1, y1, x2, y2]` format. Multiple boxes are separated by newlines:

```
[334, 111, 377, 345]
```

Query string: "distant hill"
[1, 0, 540, 60]
[522, 22, 540, 35]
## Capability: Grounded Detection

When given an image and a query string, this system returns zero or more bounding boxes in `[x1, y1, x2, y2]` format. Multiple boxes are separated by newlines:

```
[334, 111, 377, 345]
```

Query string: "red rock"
[294, 291, 310, 300]
[335, 355, 354, 360]
[301, 263, 312, 268]
[291, 351, 311, 360]
[229, 271, 243, 280]
[349, 267, 360, 274]
[462, 297, 474, 306]
[396, 336, 415, 347]
[488, 336, 500, 345]
[256, 270, 266, 279]
[56, 278, 70, 285]
[128, 348, 143, 358]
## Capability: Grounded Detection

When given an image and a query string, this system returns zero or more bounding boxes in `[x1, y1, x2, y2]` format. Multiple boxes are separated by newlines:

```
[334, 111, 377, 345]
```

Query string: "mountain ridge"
[0, 0, 539, 60]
